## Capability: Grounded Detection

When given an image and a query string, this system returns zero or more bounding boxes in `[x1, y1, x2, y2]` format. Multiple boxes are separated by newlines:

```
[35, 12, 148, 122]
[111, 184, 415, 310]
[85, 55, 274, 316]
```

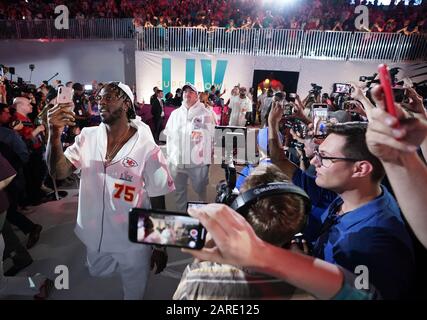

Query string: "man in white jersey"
[164, 84, 215, 212]
[46, 82, 175, 300]
[229, 87, 252, 127]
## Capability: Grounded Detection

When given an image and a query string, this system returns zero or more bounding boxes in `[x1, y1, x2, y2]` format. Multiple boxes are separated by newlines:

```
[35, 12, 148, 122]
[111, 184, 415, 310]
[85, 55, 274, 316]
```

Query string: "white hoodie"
[164, 101, 215, 168]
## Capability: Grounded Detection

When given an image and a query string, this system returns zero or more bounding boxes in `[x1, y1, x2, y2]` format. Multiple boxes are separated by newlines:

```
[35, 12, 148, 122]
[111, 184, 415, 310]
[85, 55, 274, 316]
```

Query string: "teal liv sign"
[161, 58, 228, 94]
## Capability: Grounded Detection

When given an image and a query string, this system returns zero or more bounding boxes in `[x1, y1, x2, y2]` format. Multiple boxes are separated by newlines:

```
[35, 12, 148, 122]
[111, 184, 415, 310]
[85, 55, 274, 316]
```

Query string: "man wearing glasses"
[46, 82, 175, 299]
[268, 103, 414, 300]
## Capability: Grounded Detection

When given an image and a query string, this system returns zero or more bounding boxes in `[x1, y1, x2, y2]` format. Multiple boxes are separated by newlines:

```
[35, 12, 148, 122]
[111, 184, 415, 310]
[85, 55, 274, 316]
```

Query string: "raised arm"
[268, 102, 298, 178]
[185, 204, 377, 300]
[367, 85, 427, 248]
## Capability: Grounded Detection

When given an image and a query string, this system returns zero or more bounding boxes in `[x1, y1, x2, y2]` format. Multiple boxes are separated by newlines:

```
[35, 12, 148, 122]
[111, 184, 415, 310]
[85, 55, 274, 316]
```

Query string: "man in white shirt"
[46, 82, 175, 300]
[229, 87, 252, 127]
[164, 84, 214, 212]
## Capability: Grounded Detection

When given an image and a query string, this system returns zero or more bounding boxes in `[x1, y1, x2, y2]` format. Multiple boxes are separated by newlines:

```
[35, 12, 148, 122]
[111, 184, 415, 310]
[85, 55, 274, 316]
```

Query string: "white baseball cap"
[182, 84, 198, 94]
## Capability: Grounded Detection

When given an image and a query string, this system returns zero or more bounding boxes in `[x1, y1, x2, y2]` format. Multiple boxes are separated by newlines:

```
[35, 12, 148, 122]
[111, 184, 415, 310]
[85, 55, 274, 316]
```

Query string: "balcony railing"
[1, 19, 426, 61]
[137, 27, 427, 62]
[0, 18, 134, 40]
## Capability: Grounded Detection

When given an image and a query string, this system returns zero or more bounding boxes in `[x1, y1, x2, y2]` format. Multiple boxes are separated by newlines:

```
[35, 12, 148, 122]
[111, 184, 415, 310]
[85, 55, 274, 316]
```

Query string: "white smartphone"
[57, 86, 73, 104]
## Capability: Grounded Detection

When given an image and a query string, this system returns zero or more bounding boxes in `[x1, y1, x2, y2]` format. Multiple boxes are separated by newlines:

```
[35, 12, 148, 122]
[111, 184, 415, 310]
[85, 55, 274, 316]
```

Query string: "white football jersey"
[64, 117, 175, 252]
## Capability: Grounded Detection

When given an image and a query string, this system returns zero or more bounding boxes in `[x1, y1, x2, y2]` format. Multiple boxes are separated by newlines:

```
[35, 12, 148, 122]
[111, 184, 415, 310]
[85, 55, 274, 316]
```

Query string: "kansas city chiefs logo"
[122, 157, 138, 168]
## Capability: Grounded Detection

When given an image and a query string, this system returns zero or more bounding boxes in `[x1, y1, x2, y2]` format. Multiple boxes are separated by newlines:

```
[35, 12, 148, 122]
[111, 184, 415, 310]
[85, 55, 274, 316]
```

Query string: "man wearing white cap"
[46, 81, 175, 299]
[164, 84, 215, 212]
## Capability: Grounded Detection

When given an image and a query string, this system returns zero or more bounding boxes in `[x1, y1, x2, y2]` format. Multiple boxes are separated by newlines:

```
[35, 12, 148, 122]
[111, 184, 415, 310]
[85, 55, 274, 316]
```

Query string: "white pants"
[86, 245, 151, 300]
[170, 165, 209, 212]
[0, 234, 44, 297]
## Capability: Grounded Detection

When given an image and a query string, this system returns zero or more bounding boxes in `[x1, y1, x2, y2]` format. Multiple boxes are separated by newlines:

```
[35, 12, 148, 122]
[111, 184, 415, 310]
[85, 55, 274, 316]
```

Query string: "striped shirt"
[173, 261, 314, 300]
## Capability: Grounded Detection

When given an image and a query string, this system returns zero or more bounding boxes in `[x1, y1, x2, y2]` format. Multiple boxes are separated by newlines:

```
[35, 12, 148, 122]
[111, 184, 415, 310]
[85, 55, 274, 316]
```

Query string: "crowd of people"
[1, 61, 427, 300]
[0, 0, 425, 34]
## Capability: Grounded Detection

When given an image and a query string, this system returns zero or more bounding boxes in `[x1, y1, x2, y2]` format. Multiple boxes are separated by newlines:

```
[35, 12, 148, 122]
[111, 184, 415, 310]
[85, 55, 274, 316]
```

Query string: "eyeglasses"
[313, 149, 362, 168]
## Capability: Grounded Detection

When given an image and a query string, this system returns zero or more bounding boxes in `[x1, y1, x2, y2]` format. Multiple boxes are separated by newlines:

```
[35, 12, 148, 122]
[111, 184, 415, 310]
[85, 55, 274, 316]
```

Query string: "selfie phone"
[129, 208, 207, 250]
[57, 86, 73, 104]
[312, 103, 329, 137]
[378, 64, 399, 123]
[333, 83, 351, 94]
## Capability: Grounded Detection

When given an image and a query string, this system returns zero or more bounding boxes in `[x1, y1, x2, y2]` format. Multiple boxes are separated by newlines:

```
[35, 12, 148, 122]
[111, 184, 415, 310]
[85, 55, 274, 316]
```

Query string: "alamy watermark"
[54, 5, 69, 30]
[354, 265, 370, 290]
[54, 264, 69, 290]
[354, 5, 369, 31]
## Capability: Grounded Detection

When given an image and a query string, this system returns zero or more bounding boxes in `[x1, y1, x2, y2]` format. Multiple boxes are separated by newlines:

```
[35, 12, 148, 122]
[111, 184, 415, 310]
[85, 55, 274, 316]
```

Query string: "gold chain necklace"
[105, 126, 130, 165]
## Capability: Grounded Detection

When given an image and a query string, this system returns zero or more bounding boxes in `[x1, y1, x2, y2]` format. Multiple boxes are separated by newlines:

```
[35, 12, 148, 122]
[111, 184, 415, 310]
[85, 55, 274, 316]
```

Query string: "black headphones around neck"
[230, 182, 312, 217]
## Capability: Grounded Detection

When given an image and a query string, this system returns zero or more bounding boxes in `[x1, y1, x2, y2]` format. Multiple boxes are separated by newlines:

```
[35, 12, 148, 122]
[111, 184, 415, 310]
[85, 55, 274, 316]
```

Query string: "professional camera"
[360, 67, 402, 105]
[215, 162, 239, 205]
[309, 83, 322, 96]
[359, 74, 378, 86]
[284, 118, 308, 139]
[333, 93, 352, 110]
[290, 140, 305, 150]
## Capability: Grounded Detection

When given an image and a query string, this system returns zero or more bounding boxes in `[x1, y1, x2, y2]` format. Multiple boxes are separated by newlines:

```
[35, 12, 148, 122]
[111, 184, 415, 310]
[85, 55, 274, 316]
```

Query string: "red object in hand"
[378, 64, 400, 128]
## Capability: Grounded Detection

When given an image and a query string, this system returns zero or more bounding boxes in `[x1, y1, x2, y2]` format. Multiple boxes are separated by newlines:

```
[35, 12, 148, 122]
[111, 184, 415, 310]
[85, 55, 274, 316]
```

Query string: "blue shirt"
[292, 168, 336, 242]
[293, 169, 415, 299]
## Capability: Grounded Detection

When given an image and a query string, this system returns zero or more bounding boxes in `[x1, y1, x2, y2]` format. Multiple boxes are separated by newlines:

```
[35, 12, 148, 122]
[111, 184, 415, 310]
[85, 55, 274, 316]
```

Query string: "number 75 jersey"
[64, 119, 175, 252]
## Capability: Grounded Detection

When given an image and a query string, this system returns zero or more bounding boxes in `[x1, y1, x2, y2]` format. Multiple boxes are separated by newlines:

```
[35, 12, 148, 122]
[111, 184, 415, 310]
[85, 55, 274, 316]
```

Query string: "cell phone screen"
[129, 209, 206, 249]
[334, 83, 351, 94]
[312, 104, 329, 137]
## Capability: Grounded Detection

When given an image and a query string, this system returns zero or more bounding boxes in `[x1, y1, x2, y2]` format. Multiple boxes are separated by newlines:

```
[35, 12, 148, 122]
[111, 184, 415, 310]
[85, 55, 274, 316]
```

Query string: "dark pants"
[2, 221, 32, 265]
[6, 203, 35, 235]
[23, 150, 46, 205]
[153, 117, 163, 142]
[6, 181, 36, 234]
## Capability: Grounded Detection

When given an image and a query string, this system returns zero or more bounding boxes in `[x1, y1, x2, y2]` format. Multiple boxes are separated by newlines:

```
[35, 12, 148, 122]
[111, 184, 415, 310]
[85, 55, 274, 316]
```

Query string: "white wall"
[1, 41, 423, 100]
[136, 51, 424, 103]
[0, 39, 136, 86]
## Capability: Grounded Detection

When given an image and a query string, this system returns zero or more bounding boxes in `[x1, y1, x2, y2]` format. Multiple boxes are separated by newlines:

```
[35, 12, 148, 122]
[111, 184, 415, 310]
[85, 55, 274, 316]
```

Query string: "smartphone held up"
[129, 208, 207, 250]
[57, 86, 74, 105]
[378, 64, 400, 127]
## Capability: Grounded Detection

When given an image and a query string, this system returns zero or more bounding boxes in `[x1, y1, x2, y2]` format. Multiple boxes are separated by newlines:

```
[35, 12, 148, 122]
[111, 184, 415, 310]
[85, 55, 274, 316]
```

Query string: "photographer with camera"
[267, 101, 415, 299]
[72, 83, 90, 129]
[11, 97, 47, 210]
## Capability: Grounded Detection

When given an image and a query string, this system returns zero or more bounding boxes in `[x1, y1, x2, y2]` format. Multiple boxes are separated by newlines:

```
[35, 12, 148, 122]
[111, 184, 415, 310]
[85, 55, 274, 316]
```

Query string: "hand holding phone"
[57, 86, 73, 104]
[129, 208, 207, 249]
[378, 64, 399, 127]
[311, 103, 329, 137]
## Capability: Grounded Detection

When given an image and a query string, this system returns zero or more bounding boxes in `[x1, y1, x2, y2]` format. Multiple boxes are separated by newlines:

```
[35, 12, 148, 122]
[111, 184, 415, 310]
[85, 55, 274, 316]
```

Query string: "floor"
[2, 160, 228, 300]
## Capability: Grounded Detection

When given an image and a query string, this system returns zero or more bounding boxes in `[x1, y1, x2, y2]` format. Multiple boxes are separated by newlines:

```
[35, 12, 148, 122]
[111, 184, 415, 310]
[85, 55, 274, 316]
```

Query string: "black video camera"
[215, 163, 239, 205]
[290, 140, 305, 150]
[309, 83, 322, 96]
[284, 118, 308, 139]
